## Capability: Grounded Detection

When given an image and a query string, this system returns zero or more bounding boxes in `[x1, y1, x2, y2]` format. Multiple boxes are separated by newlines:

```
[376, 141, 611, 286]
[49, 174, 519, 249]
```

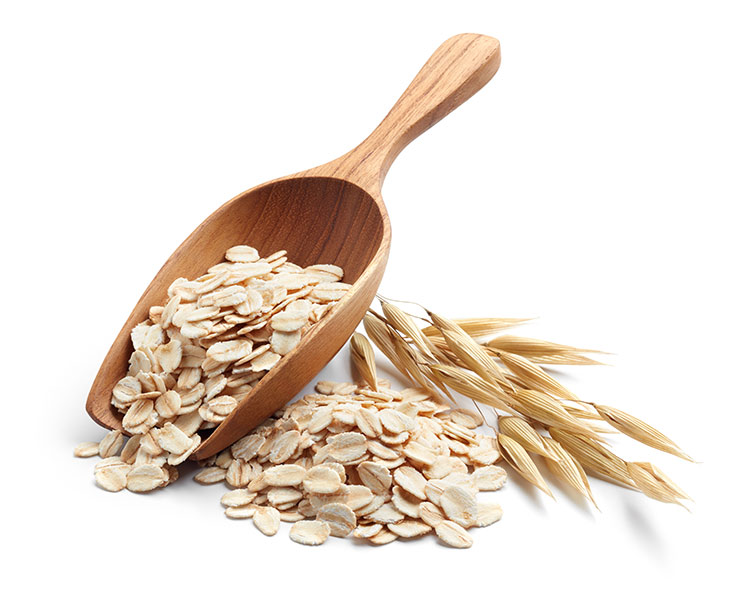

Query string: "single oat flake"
[316, 503, 357, 538]
[435, 520, 473, 548]
[289, 520, 330, 546]
[74, 442, 99, 458]
[253, 506, 280, 536]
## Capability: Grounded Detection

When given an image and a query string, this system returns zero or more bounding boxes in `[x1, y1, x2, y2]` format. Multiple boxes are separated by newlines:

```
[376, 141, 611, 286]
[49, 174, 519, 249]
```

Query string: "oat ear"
[626, 462, 690, 509]
[498, 416, 556, 459]
[510, 389, 602, 441]
[486, 334, 605, 366]
[595, 405, 694, 462]
[498, 434, 554, 498]
[430, 363, 517, 414]
[349, 333, 379, 391]
[548, 428, 634, 487]
[543, 438, 599, 510]
[439, 327, 512, 386]
[363, 313, 413, 381]
[496, 350, 580, 401]
[639, 462, 693, 502]
[381, 301, 440, 359]
[421, 317, 532, 339]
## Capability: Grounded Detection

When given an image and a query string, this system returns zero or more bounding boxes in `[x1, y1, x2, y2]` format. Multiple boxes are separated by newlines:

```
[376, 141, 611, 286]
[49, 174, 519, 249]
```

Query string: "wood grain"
[85, 33, 501, 459]
[310, 34, 501, 196]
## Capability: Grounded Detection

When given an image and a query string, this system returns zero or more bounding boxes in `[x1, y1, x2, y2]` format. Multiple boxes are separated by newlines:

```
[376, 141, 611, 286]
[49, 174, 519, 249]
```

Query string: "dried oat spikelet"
[495, 350, 580, 401]
[431, 364, 516, 415]
[548, 427, 634, 487]
[391, 330, 442, 394]
[382, 304, 457, 391]
[486, 335, 604, 366]
[430, 313, 508, 383]
[363, 313, 408, 380]
[373, 312, 454, 399]
[380, 301, 439, 360]
[427, 336, 523, 401]
[429, 316, 518, 418]
[511, 390, 601, 440]
[498, 416, 556, 459]
[497, 433, 554, 498]
[563, 403, 607, 422]
[425, 310, 468, 337]
[594, 404, 693, 462]
[626, 462, 690, 508]
[350, 333, 378, 391]
[631, 461, 692, 502]
[560, 403, 616, 434]
[365, 310, 442, 396]
[415, 359, 455, 400]
[421, 317, 531, 340]
[543, 438, 599, 509]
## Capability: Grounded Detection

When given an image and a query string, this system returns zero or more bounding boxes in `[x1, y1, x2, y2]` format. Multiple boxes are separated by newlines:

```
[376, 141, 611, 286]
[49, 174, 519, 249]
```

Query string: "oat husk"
[422, 317, 531, 340]
[497, 433, 553, 498]
[594, 404, 694, 462]
[544, 438, 598, 509]
[350, 333, 378, 391]
[486, 335, 604, 366]
[498, 416, 555, 459]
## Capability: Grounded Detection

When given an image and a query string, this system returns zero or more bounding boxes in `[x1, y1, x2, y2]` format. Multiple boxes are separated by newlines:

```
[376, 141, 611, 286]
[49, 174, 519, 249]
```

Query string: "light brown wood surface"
[86, 33, 501, 459]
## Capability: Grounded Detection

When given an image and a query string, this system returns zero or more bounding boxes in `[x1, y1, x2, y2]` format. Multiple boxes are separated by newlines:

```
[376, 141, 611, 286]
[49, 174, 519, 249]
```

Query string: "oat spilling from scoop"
[78, 375, 503, 547]
[90, 245, 349, 493]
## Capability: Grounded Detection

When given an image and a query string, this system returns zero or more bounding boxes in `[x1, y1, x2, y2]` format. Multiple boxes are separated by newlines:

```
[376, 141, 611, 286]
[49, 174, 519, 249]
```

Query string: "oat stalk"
[361, 299, 693, 509]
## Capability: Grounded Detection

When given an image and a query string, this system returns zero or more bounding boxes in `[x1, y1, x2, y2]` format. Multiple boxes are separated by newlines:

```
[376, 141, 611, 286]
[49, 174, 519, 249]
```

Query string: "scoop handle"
[315, 34, 501, 195]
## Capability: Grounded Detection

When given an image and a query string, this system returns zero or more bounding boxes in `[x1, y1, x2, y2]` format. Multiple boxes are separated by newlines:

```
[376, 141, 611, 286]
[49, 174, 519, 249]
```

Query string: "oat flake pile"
[195, 379, 505, 547]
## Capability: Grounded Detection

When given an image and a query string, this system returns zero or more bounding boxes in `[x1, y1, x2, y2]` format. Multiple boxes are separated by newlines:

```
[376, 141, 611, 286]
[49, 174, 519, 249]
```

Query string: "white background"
[1, 1, 732, 599]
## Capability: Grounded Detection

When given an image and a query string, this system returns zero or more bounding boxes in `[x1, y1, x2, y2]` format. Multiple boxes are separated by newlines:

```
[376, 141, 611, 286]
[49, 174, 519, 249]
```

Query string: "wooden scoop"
[86, 33, 501, 459]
